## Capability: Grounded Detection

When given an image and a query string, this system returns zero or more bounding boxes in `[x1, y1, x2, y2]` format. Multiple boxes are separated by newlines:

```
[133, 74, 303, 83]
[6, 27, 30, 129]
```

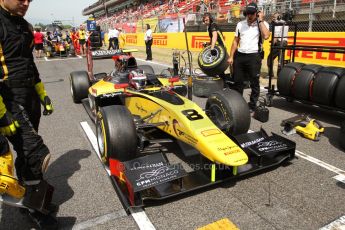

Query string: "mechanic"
[144, 24, 153, 61]
[266, 12, 288, 76]
[0, 0, 56, 227]
[78, 24, 86, 56]
[202, 12, 229, 86]
[228, 2, 270, 112]
[118, 28, 126, 50]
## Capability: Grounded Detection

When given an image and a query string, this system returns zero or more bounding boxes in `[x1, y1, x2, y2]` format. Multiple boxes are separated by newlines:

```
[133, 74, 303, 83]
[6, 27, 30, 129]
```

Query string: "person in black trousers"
[228, 3, 270, 112]
[144, 24, 153, 61]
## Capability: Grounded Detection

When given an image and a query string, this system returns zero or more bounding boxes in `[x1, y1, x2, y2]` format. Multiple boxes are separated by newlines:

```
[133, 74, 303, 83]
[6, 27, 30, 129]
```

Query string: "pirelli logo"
[287, 37, 345, 62]
[191, 36, 210, 49]
[126, 35, 137, 44]
[152, 35, 167, 46]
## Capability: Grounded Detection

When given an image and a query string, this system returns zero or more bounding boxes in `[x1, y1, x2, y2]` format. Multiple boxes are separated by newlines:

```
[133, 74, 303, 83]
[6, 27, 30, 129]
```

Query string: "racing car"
[45, 38, 75, 58]
[70, 48, 296, 209]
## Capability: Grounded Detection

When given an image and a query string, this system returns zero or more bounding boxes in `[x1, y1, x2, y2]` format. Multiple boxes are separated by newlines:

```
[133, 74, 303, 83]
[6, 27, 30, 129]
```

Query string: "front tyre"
[96, 105, 137, 165]
[70, 71, 90, 103]
[206, 88, 250, 136]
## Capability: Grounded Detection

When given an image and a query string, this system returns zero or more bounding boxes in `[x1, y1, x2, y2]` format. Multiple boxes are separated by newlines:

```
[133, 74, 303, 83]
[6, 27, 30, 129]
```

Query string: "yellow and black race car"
[70, 49, 296, 209]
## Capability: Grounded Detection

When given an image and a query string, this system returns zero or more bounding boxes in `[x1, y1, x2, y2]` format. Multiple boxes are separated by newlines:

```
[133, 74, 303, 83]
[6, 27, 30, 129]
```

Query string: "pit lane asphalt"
[1, 56, 344, 230]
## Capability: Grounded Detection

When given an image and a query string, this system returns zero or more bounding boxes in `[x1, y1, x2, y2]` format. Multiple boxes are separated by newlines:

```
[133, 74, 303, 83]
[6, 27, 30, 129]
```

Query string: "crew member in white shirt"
[144, 24, 153, 61]
[228, 2, 270, 112]
[267, 12, 289, 74]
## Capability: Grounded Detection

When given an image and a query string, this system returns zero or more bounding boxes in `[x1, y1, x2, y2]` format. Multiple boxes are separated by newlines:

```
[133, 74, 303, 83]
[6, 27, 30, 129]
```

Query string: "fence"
[97, 0, 345, 33]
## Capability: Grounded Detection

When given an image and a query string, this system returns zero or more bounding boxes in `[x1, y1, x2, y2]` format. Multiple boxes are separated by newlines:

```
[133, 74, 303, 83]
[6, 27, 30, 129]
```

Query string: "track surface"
[1, 56, 344, 230]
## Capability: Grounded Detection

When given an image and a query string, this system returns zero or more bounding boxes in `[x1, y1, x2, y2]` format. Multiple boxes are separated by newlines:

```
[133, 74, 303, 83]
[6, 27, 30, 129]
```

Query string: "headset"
[203, 12, 214, 23]
[243, 3, 259, 17]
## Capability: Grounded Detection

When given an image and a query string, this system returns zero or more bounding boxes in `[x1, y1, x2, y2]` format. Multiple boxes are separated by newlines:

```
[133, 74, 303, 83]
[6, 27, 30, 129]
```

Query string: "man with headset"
[267, 12, 289, 75]
[228, 2, 270, 112]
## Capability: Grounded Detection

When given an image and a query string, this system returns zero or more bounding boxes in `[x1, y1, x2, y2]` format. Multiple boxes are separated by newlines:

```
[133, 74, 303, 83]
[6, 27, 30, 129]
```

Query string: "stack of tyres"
[334, 71, 345, 110]
[277, 62, 305, 97]
[311, 67, 345, 106]
[292, 64, 323, 101]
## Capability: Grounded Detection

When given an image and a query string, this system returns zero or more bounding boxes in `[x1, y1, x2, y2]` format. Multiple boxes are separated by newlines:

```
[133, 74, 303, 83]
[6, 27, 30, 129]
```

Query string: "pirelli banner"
[124, 32, 345, 67]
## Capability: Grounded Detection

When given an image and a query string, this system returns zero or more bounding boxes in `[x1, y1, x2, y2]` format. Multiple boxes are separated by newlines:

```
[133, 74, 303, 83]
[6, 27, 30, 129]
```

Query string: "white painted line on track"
[80, 121, 156, 230]
[333, 174, 345, 184]
[249, 130, 345, 183]
[44, 56, 83, 62]
[319, 215, 345, 230]
[295, 150, 345, 176]
[136, 58, 171, 68]
[72, 209, 127, 230]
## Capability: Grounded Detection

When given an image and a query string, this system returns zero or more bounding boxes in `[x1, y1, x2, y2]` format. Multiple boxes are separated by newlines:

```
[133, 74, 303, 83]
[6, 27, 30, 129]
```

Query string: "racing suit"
[0, 6, 51, 182]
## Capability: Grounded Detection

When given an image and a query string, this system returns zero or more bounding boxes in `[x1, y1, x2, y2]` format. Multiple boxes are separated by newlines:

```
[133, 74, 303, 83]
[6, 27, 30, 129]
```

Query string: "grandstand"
[82, 0, 345, 33]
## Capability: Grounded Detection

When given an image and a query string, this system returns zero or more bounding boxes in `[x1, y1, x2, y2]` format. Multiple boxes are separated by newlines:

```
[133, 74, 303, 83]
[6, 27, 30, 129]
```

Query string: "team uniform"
[232, 19, 269, 110]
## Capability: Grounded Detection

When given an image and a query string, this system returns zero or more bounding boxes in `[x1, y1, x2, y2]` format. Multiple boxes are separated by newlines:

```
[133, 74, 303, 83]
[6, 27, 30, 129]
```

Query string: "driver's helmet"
[129, 70, 147, 89]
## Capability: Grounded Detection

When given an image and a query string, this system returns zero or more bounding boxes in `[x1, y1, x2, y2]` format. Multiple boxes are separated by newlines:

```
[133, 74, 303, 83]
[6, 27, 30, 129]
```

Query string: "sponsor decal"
[92, 49, 121, 56]
[201, 129, 221, 137]
[255, 140, 288, 153]
[135, 103, 148, 113]
[172, 119, 198, 145]
[240, 137, 265, 148]
[191, 35, 210, 49]
[122, 153, 187, 192]
[287, 37, 345, 62]
[152, 35, 168, 46]
[126, 35, 137, 44]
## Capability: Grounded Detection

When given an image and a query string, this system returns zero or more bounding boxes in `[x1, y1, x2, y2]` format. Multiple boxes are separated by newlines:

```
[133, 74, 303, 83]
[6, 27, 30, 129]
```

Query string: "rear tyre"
[96, 105, 137, 165]
[70, 71, 90, 103]
[198, 45, 229, 76]
[206, 88, 250, 136]
[193, 76, 224, 98]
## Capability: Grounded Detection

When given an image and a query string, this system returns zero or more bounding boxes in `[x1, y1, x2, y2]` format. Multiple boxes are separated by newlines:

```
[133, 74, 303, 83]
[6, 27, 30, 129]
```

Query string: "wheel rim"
[207, 104, 232, 131]
[96, 119, 107, 163]
[202, 49, 218, 64]
[70, 78, 74, 98]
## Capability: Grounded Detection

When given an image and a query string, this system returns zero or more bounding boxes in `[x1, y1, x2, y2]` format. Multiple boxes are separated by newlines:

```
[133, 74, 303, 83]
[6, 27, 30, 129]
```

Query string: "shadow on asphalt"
[0, 149, 90, 229]
[270, 98, 345, 126]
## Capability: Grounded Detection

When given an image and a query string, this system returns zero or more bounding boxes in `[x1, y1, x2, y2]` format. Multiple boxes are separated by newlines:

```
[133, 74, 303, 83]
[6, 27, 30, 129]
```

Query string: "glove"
[35, 82, 53, 115]
[42, 96, 53, 116]
[0, 112, 20, 136]
[210, 49, 217, 56]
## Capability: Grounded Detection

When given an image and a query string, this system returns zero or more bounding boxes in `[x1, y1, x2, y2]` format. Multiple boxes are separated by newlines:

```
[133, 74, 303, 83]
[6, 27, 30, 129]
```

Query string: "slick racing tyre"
[311, 67, 344, 106]
[334, 72, 345, 110]
[198, 45, 229, 77]
[96, 105, 137, 164]
[206, 88, 250, 136]
[277, 62, 305, 97]
[70, 71, 90, 103]
[292, 64, 323, 101]
[193, 75, 224, 97]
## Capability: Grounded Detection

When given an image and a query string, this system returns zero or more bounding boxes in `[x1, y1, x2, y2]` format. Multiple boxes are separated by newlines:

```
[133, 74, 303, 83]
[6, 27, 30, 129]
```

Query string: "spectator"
[228, 3, 270, 112]
[34, 27, 44, 58]
[144, 24, 153, 61]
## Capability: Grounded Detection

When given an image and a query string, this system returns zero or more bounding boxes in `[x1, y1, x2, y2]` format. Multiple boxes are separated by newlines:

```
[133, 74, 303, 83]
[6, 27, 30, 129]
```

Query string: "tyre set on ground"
[277, 62, 345, 109]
